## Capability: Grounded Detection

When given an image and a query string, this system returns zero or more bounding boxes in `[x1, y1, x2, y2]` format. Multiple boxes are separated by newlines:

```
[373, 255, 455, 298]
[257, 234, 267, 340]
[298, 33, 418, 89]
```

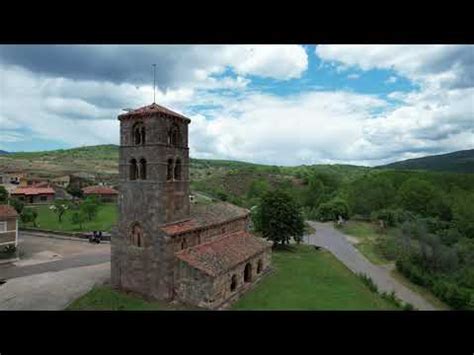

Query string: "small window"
[168, 124, 180, 146]
[130, 222, 144, 247]
[244, 263, 252, 283]
[40, 196, 47, 201]
[257, 259, 263, 274]
[139, 159, 147, 180]
[130, 159, 138, 180]
[167, 159, 174, 181]
[230, 274, 237, 292]
[0, 221, 6, 233]
[181, 239, 187, 250]
[132, 122, 145, 145]
[174, 159, 181, 180]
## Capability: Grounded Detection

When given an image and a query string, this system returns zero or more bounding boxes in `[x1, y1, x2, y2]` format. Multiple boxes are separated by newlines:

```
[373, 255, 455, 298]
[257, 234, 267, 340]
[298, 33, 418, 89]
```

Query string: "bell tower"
[111, 103, 191, 299]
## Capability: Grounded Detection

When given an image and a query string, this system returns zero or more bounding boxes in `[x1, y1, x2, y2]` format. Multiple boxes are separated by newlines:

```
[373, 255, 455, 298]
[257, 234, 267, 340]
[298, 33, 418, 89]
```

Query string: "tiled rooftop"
[160, 201, 249, 236]
[175, 231, 270, 276]
[11, 187, 55, 195]
[82, 186, 119, 195]
[118, 103, 191, 123]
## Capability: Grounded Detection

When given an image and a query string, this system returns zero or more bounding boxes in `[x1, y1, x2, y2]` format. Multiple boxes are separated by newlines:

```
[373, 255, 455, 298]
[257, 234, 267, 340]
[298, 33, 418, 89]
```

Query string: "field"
[67, 245, 397, 310]
[22, 203, 118, 232]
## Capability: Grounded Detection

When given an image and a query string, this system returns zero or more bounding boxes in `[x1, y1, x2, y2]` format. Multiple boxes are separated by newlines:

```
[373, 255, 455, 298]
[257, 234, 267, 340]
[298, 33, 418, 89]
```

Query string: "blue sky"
[0, 45, 472, 165]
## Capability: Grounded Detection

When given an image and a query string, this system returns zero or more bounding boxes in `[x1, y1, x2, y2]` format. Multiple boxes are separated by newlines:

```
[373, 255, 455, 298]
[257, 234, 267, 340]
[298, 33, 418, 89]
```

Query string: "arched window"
[174, 158, 181, 180]
[129, 159, 138, 180]
[244, 263, 252, 283]
[230, 274, 237, 292]
[141, 126, 146, 145]
[257, 259, 263, 274]
[139, 159, 147, 180]
[168, 124, 180, 146]
[132, 122, 145, 145]
[167, 159, 174, 181]
[130, 222, 143, 247]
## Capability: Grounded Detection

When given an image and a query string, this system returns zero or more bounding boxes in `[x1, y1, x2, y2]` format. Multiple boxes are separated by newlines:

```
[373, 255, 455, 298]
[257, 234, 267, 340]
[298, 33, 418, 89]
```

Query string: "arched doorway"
[244, 263, 252, 283]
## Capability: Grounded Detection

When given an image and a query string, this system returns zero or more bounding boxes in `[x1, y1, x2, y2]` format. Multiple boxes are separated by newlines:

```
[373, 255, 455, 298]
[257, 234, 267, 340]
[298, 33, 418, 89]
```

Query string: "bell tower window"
[130, 222, 144, 247]
[174, 158, 181, 180]
[139, 158, 147, 180]
[132, 122, 145, 145]
[130, 159, 138, 180]
[167, 159, 174, 181]
[168, 124, 180, 146]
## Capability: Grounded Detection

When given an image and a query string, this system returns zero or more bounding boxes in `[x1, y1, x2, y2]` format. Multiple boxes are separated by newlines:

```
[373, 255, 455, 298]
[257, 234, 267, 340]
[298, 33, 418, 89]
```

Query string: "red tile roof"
[82, 186, 119, 195]
[11, 187, 55, 196]
[0, 204, 18, 218]
[175, 231, 271, 277]
[118, 103, 191, 123]
[160, 202, 249, 236]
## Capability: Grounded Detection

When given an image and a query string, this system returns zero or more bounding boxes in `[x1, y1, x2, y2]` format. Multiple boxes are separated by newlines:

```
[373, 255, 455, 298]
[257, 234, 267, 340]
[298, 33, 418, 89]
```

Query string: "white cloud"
[385, 76, 398, 84]
[347, 73, 360, 80]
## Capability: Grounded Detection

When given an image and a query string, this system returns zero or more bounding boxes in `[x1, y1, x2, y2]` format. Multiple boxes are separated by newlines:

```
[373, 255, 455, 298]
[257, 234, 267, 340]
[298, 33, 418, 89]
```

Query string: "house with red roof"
[82, 185, 119, 203]
[11, 186, 55, 204]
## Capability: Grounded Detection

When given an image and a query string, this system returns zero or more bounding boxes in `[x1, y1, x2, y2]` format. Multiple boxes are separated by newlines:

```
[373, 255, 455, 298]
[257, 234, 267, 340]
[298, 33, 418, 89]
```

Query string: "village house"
[52, 175, 70, 188]
[82, 185, 119, 203]
[111, 103, 272, 309]
[11, 186, 55, 204]
[0, 204, 19, 263]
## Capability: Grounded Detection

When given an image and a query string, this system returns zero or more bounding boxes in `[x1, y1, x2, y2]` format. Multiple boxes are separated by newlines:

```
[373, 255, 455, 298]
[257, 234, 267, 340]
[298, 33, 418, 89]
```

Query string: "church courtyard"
[67, 245, 397, 310]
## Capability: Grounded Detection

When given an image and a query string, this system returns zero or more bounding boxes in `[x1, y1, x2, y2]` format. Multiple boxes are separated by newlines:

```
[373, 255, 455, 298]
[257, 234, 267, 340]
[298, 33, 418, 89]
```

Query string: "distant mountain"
[0, 150, 9, 155]
[377, 149, 474, 174]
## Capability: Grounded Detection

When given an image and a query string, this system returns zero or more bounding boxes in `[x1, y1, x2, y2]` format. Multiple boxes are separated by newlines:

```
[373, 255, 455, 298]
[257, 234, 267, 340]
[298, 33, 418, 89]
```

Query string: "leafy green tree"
[50, 200, 70, 222]
[247, 179, 270, 199]
[21, 208, 38, 227]
[70, 210, 87, 230]
[66, 185, 83, 199]
[451, 191, 474, 238]
[349, 175, 396, 216]
[398, 178, 436, 216]
[317, 197, 350, 221]
[0, 186, 8, 203]
[10, 199, 24, 214]
[81, 197, 99, 221]
[253, 189, 305, 247]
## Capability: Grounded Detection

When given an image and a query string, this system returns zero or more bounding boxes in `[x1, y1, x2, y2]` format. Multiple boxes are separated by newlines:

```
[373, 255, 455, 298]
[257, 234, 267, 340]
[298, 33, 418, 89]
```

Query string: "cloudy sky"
[0, 45, 472, 166]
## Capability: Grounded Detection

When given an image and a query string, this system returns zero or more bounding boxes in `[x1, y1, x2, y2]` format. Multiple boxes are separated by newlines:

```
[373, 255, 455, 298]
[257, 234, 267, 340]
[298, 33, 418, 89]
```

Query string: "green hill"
[378, 149, 474, 174]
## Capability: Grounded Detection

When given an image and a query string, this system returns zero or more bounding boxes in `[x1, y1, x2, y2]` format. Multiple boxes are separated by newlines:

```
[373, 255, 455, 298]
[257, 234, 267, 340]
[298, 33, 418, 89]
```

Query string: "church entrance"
[244, 263, 252, 283]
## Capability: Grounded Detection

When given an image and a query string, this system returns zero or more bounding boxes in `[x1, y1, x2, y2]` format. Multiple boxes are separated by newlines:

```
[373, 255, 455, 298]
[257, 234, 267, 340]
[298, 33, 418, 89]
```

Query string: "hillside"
[378, 149, 474, 173]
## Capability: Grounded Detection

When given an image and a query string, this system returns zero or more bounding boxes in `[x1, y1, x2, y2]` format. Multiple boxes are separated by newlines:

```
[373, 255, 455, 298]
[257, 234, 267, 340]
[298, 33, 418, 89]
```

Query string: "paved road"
[306, 221, 438, 310]
[0, 262, 110, 310]
[0, 231, 111, 310]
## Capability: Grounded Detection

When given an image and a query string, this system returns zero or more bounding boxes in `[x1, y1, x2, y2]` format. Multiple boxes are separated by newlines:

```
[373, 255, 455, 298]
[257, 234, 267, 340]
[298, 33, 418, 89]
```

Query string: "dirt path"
[306, 221, 439, 310]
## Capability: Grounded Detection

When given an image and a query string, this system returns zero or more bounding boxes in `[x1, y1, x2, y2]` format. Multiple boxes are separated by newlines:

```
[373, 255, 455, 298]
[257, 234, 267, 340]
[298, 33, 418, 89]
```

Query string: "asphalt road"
[306, 221, 438, 310]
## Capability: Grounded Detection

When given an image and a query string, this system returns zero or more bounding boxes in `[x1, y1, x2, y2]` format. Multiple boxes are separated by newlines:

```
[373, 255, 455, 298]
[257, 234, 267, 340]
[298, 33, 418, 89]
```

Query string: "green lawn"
[22, 203, 118, 232]
[68, 246, 397, 310]
[233, 246, 397, 310]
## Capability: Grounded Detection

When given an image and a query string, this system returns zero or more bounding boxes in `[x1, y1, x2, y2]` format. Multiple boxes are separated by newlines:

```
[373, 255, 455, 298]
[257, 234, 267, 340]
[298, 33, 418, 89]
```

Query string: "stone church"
[111, 103, 272, 309]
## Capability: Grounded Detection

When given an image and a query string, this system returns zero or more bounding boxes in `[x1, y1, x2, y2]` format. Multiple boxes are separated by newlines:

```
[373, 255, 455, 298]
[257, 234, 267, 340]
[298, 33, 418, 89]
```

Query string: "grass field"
[22, 203, 118, 232]
[68, 245, 397, 310]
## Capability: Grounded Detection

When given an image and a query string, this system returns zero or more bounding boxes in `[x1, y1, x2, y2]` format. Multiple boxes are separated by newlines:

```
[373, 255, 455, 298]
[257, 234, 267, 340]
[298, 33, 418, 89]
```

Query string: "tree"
[49, 200, 69, 222]
[70, 210, 87, 230]
[349, 175, 396, 216]
[21, 208, 38, 227]
[398, 178, 436, 216]
[0, 186, 8, 203]
[66, 185, 83, 199]
[253, 189, 305, 247]
[81, 197, 99, 221]
[10, 198, 24, 215]
[317, 197, 350, 221]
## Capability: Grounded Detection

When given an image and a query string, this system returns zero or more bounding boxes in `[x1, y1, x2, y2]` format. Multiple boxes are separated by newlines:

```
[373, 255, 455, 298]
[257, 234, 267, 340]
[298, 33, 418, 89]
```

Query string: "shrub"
[358, 273, 378, 293]
[317, 197, 350, 221]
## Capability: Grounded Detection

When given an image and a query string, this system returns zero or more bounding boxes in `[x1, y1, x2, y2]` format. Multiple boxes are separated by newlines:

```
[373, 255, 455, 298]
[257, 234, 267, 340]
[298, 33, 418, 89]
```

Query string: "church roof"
[118, 103, 191, 123]
[11, 187, 55, 196]
[160, 201, 250, 236]
[175, 231, 270, 277]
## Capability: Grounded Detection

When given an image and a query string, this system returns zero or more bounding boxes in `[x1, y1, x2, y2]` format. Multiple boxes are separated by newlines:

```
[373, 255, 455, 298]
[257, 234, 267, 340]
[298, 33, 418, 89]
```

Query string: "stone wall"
[176, 246, 272, 309]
